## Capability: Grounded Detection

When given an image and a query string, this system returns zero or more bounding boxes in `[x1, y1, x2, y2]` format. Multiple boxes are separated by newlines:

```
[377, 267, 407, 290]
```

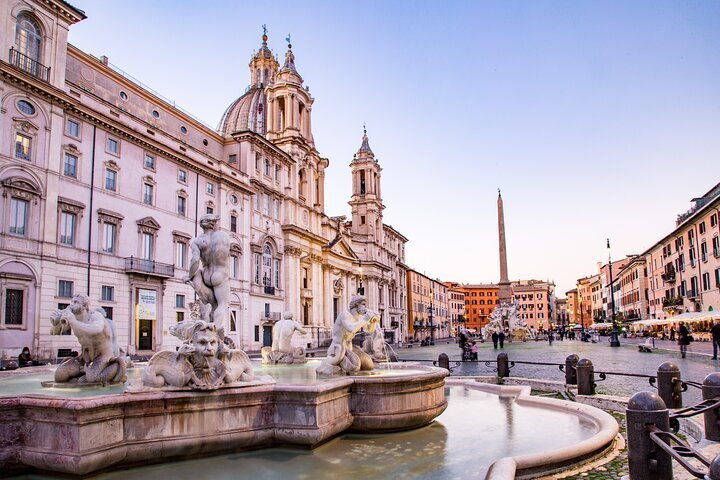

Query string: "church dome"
[217, 86, 267, 136]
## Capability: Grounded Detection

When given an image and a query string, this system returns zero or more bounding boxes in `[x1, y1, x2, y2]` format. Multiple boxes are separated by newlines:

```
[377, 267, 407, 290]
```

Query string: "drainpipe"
[86, 126, 97, 294]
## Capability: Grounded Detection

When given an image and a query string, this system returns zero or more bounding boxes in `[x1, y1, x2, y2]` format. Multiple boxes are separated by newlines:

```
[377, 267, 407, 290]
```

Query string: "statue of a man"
[184, 214, 231, 330]
[272, 312, 308, 354]
[316, 295, 379, 376]
[50, 294, 126, 384]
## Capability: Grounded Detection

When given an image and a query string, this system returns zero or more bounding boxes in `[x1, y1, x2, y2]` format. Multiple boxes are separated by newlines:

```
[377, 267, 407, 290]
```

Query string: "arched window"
[298, 169, 306, 199]
[264, 68, 269, 85]
[256, 68, 261, 86]
[15, 13, 42, 62]
[262, 244, 273, 286]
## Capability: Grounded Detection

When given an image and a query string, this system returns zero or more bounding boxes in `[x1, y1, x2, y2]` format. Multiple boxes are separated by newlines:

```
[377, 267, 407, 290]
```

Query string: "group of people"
[675, 319, 720, 359]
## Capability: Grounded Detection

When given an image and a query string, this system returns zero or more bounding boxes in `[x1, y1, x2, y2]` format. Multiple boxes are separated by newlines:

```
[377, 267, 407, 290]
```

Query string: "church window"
[360, 171, 366, 194]
[361, 216, 366, 225]
[298, 169, 307, 199]
[264, 159, 271, 176]
[264, 68, 269, 85]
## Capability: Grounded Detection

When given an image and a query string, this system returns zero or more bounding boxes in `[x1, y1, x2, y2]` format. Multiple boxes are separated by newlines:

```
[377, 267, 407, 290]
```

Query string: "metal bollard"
[438, 353, 450, 371]
[565, 354, 579, 385]
[497, 352, 509, 379]
[657, 362, 682, 409]
[626, 391, 673, 480]
[703, 372, 720, 442]
[576, 358, 595, 395]
[708, 453, 720, 480]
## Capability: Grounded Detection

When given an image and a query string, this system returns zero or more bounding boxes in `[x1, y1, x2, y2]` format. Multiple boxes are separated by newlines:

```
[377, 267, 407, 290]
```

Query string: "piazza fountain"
[0, 214, 619, 479]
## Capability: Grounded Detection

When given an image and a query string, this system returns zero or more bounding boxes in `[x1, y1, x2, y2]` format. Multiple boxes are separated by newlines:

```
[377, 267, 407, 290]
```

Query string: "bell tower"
[266, 35, 314, 146]
[349, 126, 384, 245]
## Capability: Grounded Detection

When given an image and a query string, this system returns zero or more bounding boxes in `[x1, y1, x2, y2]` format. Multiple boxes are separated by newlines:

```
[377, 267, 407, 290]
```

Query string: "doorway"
[138, 319, 153, 350]
[263, 325, 272, 347]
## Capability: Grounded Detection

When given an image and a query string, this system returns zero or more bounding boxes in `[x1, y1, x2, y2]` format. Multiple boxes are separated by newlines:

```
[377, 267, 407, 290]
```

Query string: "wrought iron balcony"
[124, 256, 174, 278]
[261, 312, 281, 322]
[661, 271, 676, 283]
[264, 285, 276, 295]
[9, 48, 50, 82]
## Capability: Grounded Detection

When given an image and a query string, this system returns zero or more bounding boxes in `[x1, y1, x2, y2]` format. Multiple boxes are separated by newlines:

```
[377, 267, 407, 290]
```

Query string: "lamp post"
[428, 285, 436, 345]
[357, 262, 364, 295]
[579, 297, 586, 342]
[607, 238, 620, 347]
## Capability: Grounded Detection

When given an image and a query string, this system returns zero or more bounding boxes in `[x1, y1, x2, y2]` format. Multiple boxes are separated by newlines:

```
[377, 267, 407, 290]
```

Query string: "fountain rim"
[445, 379, 620, 478]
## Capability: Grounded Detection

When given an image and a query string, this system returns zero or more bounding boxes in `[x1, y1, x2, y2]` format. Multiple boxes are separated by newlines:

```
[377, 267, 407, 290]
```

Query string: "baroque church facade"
[0, 1, 408, 359]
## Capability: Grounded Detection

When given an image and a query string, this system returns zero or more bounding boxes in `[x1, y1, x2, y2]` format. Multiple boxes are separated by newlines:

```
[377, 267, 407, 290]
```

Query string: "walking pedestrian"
[491, 331, 499, 349]
[711, 319, 720, 360]
[470, 341, 478, 361]
[499, 330, 506, 349]
[670, 326, 676, 342]
[548, 329, 554, 345]
[677, 321, 690, 359]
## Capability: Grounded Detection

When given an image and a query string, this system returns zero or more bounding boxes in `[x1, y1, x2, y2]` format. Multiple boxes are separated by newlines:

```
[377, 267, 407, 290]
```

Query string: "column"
[323, 265, 331, 328]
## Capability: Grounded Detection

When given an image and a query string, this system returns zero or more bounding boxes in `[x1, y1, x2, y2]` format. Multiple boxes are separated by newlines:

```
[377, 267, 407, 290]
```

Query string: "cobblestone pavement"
[558, 412, 629, 480]
[395, 337, 719, 405]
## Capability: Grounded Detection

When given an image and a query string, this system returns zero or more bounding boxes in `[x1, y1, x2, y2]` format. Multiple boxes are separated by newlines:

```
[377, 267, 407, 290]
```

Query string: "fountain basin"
[0, 364, 448, 476]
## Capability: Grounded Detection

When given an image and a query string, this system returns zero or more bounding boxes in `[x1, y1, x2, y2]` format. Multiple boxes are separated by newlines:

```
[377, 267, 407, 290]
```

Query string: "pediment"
[137, 216, 161, 232]
[325, 235, 359, 260]
[1, 177, 41, 197]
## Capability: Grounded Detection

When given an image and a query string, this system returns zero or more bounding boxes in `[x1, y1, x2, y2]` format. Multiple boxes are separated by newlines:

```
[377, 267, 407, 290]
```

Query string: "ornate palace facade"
[0, 1, 408, 358]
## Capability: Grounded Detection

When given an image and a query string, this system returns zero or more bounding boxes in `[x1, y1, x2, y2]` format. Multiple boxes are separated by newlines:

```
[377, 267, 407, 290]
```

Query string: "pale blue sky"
[68, 1, 720, 295]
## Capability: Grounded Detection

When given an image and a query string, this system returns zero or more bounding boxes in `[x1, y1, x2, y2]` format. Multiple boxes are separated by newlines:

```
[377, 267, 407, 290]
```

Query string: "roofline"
[642, 193, 720, 256]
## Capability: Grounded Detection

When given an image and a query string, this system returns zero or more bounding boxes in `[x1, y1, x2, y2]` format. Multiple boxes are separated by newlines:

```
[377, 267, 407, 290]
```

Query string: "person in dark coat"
[18, 347, 32, 367]
[670, 326, 676, 342]
[711, 319, 720, 360]
[491, 331, 499, 349]
[498, 331, 506, 349]
[677, 321, 690, 359]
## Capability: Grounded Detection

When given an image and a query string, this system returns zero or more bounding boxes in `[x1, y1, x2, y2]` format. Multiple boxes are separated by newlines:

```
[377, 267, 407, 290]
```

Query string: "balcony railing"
[662, 296, 684, 308]
[124, 256, 174, 278]
[261, 312, 281, 322]
[661, 271, 676, 283]
[9, 48, 50, 82]
[264, 285, 276, 295]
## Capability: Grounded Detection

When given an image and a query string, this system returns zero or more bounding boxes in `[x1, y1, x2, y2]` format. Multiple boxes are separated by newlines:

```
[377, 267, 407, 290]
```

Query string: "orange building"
[453, 284, 499, 333]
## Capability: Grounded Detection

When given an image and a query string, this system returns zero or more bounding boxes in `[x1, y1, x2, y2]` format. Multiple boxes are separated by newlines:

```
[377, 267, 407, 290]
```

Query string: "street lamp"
[579, 297, 586, 342]
[357, 262, 364, 295]
[428, 285, 436, 345]
[607, 238, 620, 347]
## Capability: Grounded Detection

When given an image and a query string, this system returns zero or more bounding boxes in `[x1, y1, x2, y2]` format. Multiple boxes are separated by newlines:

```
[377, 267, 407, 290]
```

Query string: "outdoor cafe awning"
[629, 311, 720, 329]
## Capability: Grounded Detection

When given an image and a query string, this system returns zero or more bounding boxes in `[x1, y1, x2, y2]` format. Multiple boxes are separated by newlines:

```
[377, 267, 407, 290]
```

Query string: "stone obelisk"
[497, 190, 512, 303]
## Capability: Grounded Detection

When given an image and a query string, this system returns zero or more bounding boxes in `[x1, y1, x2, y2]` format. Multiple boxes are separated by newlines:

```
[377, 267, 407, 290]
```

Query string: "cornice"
[43, 0, 87, 23]
[281, 224, 329, 245]
[231, 130, 294, 165]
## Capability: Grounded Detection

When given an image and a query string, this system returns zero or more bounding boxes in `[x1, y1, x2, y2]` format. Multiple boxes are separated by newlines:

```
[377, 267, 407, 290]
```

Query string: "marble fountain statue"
[0, 214, 619, 479]
[483, 299, 536, 342]
[261, 312, 308, 365]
